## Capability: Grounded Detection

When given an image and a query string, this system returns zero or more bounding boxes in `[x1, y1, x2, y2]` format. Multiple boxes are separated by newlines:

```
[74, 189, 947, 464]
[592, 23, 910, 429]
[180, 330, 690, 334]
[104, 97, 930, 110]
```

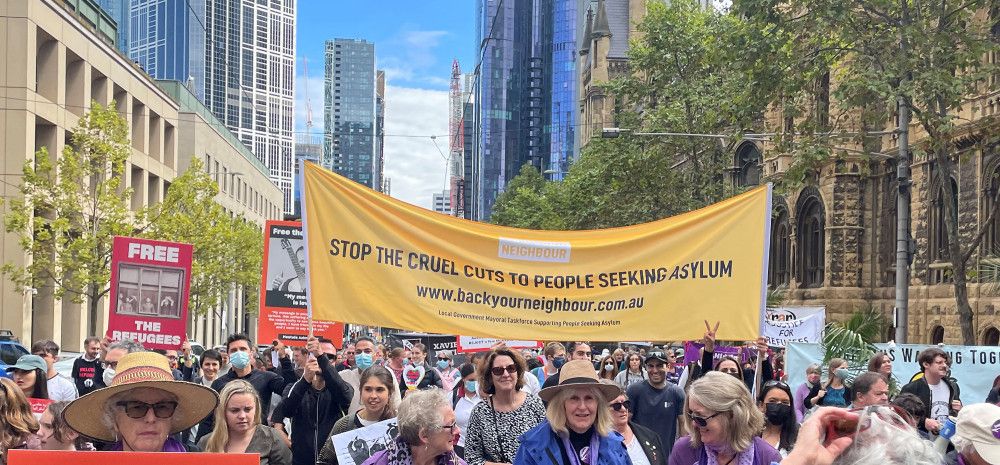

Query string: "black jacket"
[900, 376, 961, 431]
[269, 354, 354, 465]
[630, 421, 667, 465]
[194, 355, 298, 442]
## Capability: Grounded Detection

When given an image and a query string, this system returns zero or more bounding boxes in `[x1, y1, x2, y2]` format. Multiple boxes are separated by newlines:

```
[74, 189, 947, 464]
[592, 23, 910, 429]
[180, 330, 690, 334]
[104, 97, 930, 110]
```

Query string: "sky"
[295, 1, 477, 209]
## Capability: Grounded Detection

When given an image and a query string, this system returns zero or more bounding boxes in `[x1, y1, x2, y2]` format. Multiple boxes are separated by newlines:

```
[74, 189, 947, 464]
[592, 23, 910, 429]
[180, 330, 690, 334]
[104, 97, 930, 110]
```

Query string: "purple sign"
[684, 341, 753, 367]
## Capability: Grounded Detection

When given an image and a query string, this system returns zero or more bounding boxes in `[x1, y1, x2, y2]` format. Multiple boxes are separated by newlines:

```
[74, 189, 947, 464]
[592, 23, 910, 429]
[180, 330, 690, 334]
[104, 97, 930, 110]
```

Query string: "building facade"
[204, 0, 295, 214]
[433, 190, 453, 215]
[292, 135, 322, 218]
[462, 73, 478, 220]
[123, 0, 207, 101]
[475, 0, 582, 220]
[375, 70, 386, 193]
[324, 39, 377, 189]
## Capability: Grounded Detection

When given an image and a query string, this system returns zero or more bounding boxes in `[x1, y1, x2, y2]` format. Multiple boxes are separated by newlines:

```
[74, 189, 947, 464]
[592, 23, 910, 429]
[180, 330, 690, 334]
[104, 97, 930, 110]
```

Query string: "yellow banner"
[302, 162, 772, 342]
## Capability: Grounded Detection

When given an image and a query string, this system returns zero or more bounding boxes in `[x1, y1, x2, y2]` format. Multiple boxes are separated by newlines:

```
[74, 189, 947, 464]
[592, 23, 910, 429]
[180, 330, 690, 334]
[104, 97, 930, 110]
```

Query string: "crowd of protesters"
[0, 323, 998, 465]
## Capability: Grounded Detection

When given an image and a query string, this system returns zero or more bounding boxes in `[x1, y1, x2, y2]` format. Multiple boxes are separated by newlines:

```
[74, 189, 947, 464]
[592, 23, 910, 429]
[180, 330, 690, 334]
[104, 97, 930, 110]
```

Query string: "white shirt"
[47, 374, 78, 401]
[625, 434, 652, 465]
[521, 371, 541, 395]
[455, 393, 482, 448]
[929, 380, 950, 424]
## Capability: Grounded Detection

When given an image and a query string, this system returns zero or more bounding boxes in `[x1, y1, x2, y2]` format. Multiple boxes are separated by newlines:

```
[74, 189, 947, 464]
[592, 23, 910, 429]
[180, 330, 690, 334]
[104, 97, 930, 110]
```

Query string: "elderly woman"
[602, 380, 665, 465]
[200, 380, 291, 464]
[513, 360, 630, 465]
[465, 348, 545, 465]
[361, 388, 464, 465]
[0, 377, 38, 464]
[63, 351, 219, 452]
[32, 401, 83, 451]
[793, 363, 821, 421]
[668, 371, 781, 465]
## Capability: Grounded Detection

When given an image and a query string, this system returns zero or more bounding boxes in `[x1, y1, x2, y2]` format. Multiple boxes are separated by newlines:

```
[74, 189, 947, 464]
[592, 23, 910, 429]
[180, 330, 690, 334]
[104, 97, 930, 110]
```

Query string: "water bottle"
[933, 417, 956, 455]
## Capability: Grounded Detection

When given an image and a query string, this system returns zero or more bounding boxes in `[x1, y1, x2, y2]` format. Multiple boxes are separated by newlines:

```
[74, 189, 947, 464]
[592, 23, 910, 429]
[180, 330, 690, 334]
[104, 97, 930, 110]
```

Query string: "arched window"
[983, 326, 1000, 346]
[929, 175, 958, 284]
[984, 161, 1000, 255]
[768, 202, 791, 287]
[734, 143, 762, 187]
[797, 189, 825, 288]
[930, 325, 945, 344]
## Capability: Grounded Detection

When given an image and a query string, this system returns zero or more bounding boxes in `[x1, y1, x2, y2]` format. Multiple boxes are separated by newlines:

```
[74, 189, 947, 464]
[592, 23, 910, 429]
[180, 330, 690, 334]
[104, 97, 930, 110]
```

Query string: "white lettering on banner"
[497, 238, 571, 263]
[110, 330, 181, 346]
[761, 307, 825, 347]
[127, 243, 180, 263]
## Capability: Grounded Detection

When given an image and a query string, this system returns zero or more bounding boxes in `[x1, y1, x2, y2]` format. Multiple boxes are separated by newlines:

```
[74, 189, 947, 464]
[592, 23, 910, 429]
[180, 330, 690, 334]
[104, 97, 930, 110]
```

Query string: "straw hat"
[63, 351, 219, 442]
[538, 359, 622, 402]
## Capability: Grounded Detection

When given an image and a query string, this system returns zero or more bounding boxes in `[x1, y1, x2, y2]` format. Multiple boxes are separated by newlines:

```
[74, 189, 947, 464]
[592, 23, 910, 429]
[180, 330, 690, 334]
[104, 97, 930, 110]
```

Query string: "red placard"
[106, 236, 192, 350]
[258, 221, 344, 348]
[9, 450, 256, 465]
[28, 398, 53, 416]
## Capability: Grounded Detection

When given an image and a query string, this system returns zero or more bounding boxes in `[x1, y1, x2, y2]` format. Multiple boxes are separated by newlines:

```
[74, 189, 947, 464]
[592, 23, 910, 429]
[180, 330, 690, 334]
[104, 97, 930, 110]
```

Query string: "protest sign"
[785, 342, 1000, 405]
[683, 341, 753, 365]
[8, 450, 256, 465]
[387, 332, 458, 353]
[761, 306, 825, 347]
[27, 398, 52, 420]
[456, 336, 542, 353]
[106, 237, 192, 350]
[331, 418, 398, 465]
[258, 220, 344, 347]
[302, 162, 772, 341]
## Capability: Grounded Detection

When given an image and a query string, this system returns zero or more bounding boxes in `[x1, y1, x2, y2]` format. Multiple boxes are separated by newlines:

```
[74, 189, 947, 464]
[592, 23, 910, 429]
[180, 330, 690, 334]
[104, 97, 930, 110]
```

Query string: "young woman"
[757, 381, 799, 457]
[598, 355, 619, 381]
[0, 377, 38, 463]
[804, 358, 852, 409]
[5, 355, 49, 400]
[317, 366, 398, 465]
[33, 402, 84, 451]
[614, 353, 647, 389]
[453, 364, 482, 459]
[200, 380, 291, 465]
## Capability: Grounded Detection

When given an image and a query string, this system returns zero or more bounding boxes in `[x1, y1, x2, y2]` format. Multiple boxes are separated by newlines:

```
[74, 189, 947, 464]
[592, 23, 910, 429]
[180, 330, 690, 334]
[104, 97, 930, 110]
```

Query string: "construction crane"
[302, 56, 314, 133]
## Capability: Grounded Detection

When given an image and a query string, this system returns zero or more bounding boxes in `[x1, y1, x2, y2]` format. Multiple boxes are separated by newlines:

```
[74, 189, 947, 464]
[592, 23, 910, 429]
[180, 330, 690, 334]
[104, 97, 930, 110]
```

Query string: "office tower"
[293, 135, 322, 218]
[374, 70, 386, 193]
[448, 60, 464, 217]
[433, 190, 453, 214]
[121, 0, 207, 100]
[95, 0, 130, 51]
[204, 0, 296, 214]
[462, 73, 478, 220]
[324, 39, 377, 189]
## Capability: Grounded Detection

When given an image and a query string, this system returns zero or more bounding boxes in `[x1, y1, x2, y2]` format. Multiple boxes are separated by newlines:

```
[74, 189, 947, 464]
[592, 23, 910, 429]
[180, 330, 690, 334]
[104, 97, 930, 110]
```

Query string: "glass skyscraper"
[324, 39, 377, 189]
[114, 0, 206, 100]
[475, 0, 579, 220]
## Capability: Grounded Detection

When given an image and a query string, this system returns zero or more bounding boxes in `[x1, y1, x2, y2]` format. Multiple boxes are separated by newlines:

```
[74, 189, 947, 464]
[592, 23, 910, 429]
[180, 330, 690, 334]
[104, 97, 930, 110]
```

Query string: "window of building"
[734, 142, 762, 187]
[983, 326, 1000, 346]
[797, 189, 825, 288]
[929, 174, 958, 283]
[930, 325, 945, 344]
[984, 161, 1000, 255]
[769, 203, 791, 287]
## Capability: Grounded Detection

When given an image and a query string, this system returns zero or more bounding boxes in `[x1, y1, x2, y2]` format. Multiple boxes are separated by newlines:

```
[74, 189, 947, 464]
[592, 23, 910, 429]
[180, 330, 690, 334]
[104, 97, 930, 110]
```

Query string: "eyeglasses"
[610, 400, 631, 412]
[437, 357, 450, 361]
[116, 400, 179, 419]
[440, 422, 458, 433]
[687, 411, 722, 427]
[763, 380, 789, 389]
[490, 364, 517, 376]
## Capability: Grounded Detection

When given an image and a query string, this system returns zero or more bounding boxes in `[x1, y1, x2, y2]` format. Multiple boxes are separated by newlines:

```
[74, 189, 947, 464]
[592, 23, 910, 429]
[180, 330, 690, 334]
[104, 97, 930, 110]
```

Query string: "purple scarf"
[109, 437, 187, 452]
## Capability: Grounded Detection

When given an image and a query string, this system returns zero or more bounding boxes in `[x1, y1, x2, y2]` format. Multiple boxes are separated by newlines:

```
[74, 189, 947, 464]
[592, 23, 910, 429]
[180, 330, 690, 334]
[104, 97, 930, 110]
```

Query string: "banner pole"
[300, 159, 314, 339]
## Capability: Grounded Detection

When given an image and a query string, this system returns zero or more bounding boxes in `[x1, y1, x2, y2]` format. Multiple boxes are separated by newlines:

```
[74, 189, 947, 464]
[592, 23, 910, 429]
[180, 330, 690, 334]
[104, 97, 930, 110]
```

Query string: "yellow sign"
[302, 162, 772, 341]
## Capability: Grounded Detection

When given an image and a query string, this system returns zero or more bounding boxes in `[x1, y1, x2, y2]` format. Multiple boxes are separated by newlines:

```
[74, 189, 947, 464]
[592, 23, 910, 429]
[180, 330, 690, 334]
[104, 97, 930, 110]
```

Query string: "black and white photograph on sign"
[264, 236, 307, 308]
[114, 264, 184, 319]
[332, 418, 398, 465]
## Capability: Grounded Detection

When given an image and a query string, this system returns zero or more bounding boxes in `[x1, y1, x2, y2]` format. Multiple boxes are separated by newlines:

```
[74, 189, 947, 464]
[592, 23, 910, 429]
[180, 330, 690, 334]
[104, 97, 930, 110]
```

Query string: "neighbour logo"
[498, 238, 571, 263]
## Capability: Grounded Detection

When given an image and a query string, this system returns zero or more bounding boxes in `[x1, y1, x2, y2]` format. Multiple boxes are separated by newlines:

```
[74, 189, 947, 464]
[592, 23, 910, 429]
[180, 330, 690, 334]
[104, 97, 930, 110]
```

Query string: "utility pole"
[894, 0, 911, 344]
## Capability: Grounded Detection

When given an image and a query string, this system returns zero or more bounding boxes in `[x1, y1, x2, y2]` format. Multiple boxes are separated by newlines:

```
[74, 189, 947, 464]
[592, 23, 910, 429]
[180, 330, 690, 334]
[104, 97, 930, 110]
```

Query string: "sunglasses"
[763, 380, 789, 389]
[116, 400, 178, 419]
[437, 357, 451, 361]
[490, 364, 517, 376]
[610, 400, 631, 412]
[687, 411, 722, 427]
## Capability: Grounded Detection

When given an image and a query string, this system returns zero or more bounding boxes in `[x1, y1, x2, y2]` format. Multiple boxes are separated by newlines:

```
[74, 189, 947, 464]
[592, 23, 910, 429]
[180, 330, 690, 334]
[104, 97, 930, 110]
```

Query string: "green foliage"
[2, 103, 133, 317]
[490, 164, 565, 230]
[139, 158, 263, 317]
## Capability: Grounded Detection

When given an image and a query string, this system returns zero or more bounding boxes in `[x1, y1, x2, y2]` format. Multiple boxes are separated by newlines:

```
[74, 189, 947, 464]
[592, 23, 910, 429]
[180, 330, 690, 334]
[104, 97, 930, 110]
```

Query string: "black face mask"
[764, 402, 792, 425]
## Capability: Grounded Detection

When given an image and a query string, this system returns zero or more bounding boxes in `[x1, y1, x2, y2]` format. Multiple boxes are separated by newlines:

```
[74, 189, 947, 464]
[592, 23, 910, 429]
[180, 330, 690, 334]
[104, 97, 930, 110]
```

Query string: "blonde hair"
[545, 386, 614, 437]
[686, 371, 765, 452]
[203, 380, 261, 453]
[0, 378, 38, 461]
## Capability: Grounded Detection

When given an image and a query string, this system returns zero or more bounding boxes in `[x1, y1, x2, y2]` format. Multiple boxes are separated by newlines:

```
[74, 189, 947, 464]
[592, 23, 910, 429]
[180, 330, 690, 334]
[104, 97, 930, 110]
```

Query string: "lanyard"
[560, 431, 599, 465]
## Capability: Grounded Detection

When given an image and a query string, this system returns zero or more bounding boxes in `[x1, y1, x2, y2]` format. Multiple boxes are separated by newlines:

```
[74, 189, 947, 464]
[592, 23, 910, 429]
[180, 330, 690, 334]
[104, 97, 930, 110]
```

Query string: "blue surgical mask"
[834, 368, 851, 381]
[465, 380, 478, 393]
[553, 357, 567, 369]
[402, 358, 410, 366]
[437, 360, 450, 370]
[230, 351, 251, 370]
[355, 352, 373, 370]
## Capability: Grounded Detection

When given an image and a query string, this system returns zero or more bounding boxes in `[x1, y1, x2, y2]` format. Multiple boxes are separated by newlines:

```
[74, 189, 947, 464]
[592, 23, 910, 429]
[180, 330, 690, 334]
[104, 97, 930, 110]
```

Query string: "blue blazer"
[513, 420, 632, 465]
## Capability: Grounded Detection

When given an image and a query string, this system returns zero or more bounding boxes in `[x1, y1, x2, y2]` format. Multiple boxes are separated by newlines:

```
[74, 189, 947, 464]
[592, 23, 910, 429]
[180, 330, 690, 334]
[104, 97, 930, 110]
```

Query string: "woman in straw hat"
[63, 351, 219, 452]
[199, 380, 290, 464]
[512, 360, 630, 465]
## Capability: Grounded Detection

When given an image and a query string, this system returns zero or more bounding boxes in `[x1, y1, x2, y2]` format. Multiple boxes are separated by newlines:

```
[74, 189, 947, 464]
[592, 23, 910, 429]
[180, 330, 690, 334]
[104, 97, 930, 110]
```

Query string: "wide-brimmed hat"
[5, 354, 47, 373]
[538, 359, 622, 402]
[63, 351, 219, 442]
[953, 403, 1000, 464]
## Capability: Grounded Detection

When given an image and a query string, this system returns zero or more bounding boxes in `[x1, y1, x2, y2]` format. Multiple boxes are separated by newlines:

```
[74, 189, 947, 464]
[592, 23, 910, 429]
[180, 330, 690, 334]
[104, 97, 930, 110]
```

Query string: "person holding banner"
[465, 348, 545, 465]
[317, 366, 399, 465]
[62, 351, 219, 453]
[0, 377, 38, 464]
[200, 380, 292, 465]
[668, 372, 780, 465]
[359, 388, 465, 465]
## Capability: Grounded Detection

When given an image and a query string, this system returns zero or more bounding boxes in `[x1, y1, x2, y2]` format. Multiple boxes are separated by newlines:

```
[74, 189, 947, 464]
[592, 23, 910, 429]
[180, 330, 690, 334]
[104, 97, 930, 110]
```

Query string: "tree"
[139, 158, 263, 318]
[490, 163, 565, 229]
[2, 103, 133, 335]
[739, 0, 1000, 344]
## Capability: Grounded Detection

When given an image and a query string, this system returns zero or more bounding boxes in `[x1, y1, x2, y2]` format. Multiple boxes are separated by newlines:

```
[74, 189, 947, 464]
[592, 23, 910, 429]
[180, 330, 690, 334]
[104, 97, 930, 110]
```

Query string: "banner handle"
[300, 159, 315, 339]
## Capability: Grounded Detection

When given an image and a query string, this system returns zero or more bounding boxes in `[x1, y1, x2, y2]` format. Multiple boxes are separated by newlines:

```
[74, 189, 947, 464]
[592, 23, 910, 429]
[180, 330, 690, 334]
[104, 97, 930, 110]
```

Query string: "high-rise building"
[293, 135, 323, 218]
[374, 70, 386, 193]
[324, 39, 377, 189]
[475, 0, 581, 220]
[95, 0, 130, 51]
[462, 73, 478, 220]
[204, 0, 296, 214]
[433, 190, 453, 214]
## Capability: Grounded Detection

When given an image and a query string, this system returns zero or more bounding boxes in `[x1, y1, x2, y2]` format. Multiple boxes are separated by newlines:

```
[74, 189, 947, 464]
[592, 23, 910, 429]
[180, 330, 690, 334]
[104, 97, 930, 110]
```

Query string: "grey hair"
[830, 406, 941, 465]
[806, 363, 821, 374]
[100, 387, 179, 437]
[108, 339, 145, 354]
[396, 388, 450, 446]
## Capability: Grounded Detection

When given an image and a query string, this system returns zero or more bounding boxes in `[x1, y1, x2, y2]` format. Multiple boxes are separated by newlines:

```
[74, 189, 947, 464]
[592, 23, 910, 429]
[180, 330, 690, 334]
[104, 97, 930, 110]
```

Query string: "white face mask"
[103, 367, 116, 386]
[604, 364, 615, 371]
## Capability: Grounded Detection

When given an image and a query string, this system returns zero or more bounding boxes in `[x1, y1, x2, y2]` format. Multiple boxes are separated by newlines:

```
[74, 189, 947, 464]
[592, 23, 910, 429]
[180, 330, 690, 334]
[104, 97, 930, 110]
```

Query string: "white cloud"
[379, 29, 452, 90]
[383, 85, 450, 209]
